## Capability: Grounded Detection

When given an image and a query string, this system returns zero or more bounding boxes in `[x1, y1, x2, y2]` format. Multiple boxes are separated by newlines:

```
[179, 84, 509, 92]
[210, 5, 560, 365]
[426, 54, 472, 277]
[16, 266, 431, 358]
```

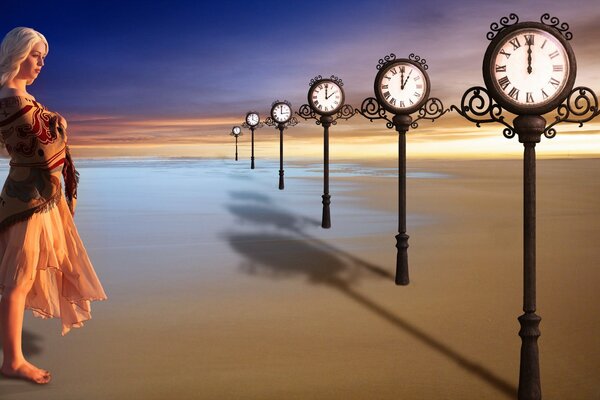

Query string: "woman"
[0, 27, 107, 384]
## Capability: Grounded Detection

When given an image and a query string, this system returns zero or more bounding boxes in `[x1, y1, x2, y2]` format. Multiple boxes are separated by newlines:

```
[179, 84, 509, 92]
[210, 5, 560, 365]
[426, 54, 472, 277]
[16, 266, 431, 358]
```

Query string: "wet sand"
[0, 157, 599, 400]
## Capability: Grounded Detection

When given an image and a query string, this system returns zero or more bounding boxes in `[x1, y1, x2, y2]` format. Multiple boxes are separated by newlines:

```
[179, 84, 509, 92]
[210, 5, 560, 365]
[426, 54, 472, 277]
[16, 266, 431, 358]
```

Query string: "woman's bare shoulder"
[0, 87, 35, 101]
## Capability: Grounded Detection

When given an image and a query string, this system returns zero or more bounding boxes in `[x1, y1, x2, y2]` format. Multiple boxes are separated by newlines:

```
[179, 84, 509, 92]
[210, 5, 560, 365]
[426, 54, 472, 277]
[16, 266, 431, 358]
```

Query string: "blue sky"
[2, 0, 600, 157]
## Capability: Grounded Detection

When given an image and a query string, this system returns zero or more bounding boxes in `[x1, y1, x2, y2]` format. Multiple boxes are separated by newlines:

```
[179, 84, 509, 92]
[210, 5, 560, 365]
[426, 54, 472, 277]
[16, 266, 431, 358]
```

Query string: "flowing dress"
[0, 95, 106, 335]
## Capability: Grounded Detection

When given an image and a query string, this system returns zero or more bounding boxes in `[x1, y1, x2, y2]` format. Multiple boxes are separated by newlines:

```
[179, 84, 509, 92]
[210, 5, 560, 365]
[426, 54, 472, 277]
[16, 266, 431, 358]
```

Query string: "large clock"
[308, 78, 345, 115]
[374, 59, 430, 114]
[232, 126, 241, 136]
[245, 112, 260, 127]
[271, 101, 292, 123]
[483, 21, 576, 115]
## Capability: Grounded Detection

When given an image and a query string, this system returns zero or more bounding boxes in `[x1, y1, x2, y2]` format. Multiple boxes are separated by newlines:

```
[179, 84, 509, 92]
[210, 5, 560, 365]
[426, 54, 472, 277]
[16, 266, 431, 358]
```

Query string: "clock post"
[297, 75, 356, 228]
[230, 126, 242, 161]
[451, 13, 600, 400]
[242, 111, 264, 169]
[265, 100, 298, 190]
[358, 53, 447, 285]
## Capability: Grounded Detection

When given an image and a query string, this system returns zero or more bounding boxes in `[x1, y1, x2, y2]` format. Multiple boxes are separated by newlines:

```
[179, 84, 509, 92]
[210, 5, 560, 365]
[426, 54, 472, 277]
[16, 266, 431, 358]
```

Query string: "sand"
[0, 157, 599, 400]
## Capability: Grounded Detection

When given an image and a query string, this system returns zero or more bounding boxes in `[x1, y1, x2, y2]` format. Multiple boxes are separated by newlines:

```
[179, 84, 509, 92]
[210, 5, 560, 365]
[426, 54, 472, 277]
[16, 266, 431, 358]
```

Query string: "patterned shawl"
[0, 96, 79, 232]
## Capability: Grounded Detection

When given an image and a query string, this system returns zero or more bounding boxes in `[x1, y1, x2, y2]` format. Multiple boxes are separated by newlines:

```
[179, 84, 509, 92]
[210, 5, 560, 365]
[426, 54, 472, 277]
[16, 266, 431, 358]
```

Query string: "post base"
[518, 312, 542, 400]
[321, 194, 331, 229]
[251, 156, 255, 169]
[395, 233, 410, 285]
[278, 170, 284, 190]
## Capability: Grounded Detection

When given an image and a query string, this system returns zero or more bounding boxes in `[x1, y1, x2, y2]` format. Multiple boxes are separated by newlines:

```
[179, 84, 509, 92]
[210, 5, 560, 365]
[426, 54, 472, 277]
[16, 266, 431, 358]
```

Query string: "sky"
[2, 0, 600, 159]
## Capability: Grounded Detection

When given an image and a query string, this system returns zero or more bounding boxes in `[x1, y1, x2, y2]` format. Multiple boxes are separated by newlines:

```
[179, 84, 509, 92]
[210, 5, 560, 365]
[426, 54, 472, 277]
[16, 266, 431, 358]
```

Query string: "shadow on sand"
[0, 329, 47, 393]
[224, 191, 517, 398]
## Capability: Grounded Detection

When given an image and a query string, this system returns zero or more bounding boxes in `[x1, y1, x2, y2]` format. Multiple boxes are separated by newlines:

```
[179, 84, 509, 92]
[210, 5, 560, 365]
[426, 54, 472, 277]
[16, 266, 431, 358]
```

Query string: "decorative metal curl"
[376, 53, 396, 70]
[357, 97, 394, 129]
[264, 115, 298, 130]
[541, 13, 572, 40]
[264, 116, 277, 127]
[450, 86, 516, 138]
[271, 99, 292, 108]
[309, 75, 323, 87]
[330, 75, 344, 87]
[410, 98, 448, 129]
[296, 103, 357, 126]
[296, 104, 318, 121]
[543, 86, 600, 138]
[409, 53, 428, 70]
[242, 121, 264, 129]
[487, 13, 519, 40]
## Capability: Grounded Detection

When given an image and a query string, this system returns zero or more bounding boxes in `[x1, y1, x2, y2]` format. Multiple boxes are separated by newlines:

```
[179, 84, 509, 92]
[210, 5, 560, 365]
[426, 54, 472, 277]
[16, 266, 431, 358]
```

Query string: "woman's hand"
[68, 197, 77, 216]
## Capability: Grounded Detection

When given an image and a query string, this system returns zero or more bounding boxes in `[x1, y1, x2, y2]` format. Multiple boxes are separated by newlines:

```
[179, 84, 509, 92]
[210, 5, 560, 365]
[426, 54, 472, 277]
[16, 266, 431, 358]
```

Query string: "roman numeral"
[384, 91, 391, 99]
[414, 92, 420, 97]
[541, 89, 549, 99]
[526, 92, 534, 103]
[400, 66, 405, 73]
[334, 101, 339, 105]
[498, 76, 510, 90]
[385, 75, 391, 81]
[549, 77, 560, 88]
[495, 65, 506, 72]
[318, 84, 323, 89]
[549, 50, 559, 59]
[499, 49, 511, 58]
[399, 101, 405, 108]
[541, 39, 547, 49]
[382, 84, 389, 89]
[318, 104, 323, 110]
[409, 99, 414, 105]
[524, 34, 534, 46]
[509, 37, 521, 50]
[414, 76, 421, 81]
[508, 87, 520, 100]
[416, 84, 423, 89]
[391, 67, 398, 75]
[312, 95, 317, 99]
[390, 98, 397, 106]
[314, 100, 320, 106]
[553, 65, 563, 72]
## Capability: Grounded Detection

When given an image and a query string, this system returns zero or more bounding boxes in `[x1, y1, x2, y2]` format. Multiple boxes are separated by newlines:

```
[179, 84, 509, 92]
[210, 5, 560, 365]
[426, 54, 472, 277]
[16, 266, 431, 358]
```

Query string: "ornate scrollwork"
[242, 121, 264, 129]
[376, 53, 396, 70]
[408, 53, 428, 70]
[330, 75, 344, 87]
[543, 86, 600, 138]
[296, 103, 356, 126]
[309, 75, 323, 87]
[410, 98, 447, 129]
[357, 97, 394, 129]
[541, 13, 572, 40]
[271, 99, 292, 109]
[296, 104, 318, 121]
[450, 86, 515, 138]
[264, 116, 277, 127]
[487, 13, 519, 40]
[286, 116, 299, 128]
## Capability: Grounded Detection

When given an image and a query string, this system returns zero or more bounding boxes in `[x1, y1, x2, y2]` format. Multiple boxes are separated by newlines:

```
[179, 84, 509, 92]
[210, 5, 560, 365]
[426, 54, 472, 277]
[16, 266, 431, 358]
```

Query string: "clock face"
[232, 126, 241, 135]
[246, 112, 259, 127]
[272, 102, 291, 123]
[308, 79, 344, 115]
[483, 22, 576, 114]
[375, 60, 430, 114]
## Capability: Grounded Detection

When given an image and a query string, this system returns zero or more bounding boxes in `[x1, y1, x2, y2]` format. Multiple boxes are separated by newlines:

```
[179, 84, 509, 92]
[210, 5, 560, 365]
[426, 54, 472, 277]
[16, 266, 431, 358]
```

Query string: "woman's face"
[16, 41, 46, 83]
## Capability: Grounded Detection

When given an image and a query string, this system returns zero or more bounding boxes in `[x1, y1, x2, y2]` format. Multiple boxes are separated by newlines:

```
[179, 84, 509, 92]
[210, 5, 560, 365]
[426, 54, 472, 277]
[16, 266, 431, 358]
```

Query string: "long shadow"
[224, 193, 518, 398]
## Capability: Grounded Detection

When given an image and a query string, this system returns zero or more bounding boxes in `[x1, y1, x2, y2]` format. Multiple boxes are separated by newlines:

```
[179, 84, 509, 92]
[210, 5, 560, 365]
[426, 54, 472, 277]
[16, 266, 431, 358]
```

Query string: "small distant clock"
[232, 126, 241, 135]
[308, 78, 345, 115]
[271, 101, 292, 123]
[246, 112, 260, 127]
[374, 59, 430, 114]
[483, 21, 576, 115]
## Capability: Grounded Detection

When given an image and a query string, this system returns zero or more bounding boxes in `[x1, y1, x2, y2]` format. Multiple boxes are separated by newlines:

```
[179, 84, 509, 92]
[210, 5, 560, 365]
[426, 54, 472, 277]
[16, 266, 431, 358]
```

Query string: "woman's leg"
[0, 282, 51, 384]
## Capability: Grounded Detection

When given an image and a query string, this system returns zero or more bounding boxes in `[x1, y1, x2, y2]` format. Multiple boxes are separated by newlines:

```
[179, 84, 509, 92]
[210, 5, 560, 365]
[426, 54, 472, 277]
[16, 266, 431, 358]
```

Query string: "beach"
[0, 157, 599, 400]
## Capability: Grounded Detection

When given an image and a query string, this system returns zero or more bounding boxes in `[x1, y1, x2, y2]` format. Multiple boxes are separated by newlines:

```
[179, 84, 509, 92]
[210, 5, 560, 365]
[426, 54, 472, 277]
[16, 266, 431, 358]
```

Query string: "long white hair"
[0, 27, 48, 86]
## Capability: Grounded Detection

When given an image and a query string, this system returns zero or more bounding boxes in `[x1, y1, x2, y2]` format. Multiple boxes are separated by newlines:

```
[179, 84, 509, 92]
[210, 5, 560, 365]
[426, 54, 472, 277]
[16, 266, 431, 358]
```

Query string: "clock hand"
[402, 69, 413, 90]
[527, 42, 532, 74]
[326, 90, 337, 100]
[400, 67, 405, 90]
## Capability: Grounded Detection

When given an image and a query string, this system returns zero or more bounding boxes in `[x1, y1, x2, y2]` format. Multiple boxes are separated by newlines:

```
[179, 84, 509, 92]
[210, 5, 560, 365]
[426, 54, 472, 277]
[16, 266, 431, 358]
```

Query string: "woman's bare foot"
[1, 361, 51, 384]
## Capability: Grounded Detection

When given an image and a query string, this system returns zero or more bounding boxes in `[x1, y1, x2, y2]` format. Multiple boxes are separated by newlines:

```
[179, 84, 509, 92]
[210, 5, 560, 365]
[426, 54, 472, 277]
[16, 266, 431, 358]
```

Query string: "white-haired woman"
[0, 27, 107, 384]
